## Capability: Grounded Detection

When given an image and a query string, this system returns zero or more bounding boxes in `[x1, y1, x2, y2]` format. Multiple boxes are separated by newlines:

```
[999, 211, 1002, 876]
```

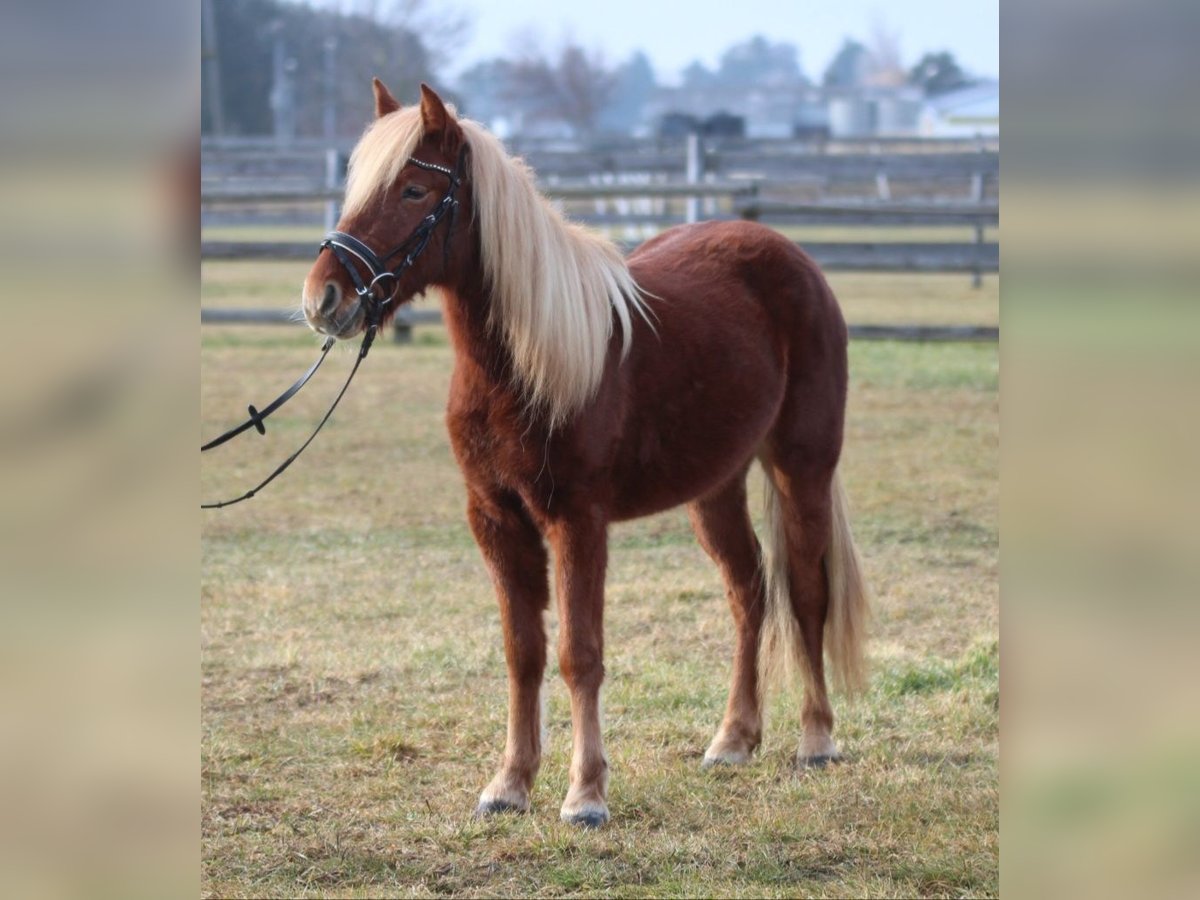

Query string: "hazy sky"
[448, 0, 999, 83]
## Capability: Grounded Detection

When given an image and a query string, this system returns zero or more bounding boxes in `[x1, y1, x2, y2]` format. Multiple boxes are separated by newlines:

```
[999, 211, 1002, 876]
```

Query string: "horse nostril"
[319, 282, 340, 316]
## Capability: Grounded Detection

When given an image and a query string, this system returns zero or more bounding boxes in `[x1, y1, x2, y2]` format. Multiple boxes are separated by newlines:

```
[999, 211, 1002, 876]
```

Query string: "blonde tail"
[757, 468, 871, 699]
[825, 470, 871, 693]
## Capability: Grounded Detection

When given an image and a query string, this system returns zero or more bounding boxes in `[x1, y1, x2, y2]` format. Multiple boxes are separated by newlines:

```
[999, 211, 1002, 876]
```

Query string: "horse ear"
[419, 83, 459, 147]
[372, 78, 400, 118]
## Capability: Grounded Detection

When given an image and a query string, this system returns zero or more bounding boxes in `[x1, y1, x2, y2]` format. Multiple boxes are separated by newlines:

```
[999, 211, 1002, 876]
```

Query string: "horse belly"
[609, 350, 783, 521]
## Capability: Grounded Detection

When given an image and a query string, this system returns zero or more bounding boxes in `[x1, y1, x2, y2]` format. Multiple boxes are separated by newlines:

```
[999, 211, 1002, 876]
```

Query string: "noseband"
[320, 146, 467, 329]
[201, 147, 468, 510]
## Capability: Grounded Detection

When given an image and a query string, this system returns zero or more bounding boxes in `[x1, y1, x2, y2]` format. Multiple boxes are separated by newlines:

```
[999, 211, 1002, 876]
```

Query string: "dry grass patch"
[201, 262, 998, 329]
[202, 315, 997, 897]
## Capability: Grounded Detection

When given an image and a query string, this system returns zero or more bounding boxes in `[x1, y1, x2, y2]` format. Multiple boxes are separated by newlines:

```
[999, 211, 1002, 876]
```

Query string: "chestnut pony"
[303, 81, 870, 828]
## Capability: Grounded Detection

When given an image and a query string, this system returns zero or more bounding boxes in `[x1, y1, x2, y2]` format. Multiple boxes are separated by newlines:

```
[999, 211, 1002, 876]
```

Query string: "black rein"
[201, 149, 466, 510]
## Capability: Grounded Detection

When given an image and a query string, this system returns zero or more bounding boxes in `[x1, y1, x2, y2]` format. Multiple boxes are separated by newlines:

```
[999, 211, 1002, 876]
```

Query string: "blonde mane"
[342, 106, 651, 426]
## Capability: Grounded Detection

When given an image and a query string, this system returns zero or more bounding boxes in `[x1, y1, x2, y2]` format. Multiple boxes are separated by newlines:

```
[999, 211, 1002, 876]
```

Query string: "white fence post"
[324, 148, 341, 232]
[685, 133, 701, 224]
[875, 168, 891, 201]
[972, 219, 985, 289]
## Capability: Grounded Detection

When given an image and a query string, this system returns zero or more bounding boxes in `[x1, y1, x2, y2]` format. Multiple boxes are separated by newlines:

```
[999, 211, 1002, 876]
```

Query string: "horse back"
[598, 221, 847, 519]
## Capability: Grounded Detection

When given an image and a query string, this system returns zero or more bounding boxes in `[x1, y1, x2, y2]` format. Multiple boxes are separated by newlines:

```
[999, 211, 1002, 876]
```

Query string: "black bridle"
[320, 147, 466, 329]
[201, 148, 467, 510]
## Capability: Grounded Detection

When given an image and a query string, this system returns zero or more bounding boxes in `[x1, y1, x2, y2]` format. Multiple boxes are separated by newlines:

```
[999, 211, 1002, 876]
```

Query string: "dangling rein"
[201, 150, 466, 509]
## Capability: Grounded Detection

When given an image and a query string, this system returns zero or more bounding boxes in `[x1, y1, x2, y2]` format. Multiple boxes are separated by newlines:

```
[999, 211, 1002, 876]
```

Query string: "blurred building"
[658, 111, 746, 139]
[649, 83, 939, 140]
[825, 86, 925, 138]
[647, 84, 828, 139]
[919, 81, 999, 138]
[455, 43, 997, 143]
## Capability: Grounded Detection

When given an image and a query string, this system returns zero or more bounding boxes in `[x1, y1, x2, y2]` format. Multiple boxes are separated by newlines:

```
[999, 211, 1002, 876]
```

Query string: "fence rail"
[203, 137, 998, 208]
[200, 180, 762, 206]
[739, 201, 998, 226]
[202, 138, 998, 342]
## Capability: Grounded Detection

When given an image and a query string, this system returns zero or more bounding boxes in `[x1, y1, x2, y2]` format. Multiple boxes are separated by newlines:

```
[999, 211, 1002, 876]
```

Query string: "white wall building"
[919, 82, 999, 138]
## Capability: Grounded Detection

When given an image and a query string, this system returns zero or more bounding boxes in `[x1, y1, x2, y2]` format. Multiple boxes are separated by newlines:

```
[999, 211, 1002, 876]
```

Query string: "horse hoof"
[702, 751, 751, 768]
[798, 753, 841, 769]
[474, 798, 525, 818]
[561, 808, 609, 829]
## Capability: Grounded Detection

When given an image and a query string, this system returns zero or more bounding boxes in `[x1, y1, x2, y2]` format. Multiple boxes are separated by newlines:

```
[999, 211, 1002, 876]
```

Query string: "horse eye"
[402, 185, 427, 200]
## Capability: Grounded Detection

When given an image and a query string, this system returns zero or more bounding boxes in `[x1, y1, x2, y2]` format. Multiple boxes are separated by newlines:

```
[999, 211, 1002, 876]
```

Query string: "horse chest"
[445, 394, 545, 486]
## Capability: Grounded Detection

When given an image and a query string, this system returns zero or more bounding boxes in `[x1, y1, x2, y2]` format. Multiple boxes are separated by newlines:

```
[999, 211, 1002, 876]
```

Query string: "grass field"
[200, 260, 998, 328]
[201, 274, 998, 897]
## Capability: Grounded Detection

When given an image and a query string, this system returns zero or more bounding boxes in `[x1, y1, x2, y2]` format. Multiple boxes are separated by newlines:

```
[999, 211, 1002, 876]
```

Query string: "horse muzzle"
[303, 280, 367, 338]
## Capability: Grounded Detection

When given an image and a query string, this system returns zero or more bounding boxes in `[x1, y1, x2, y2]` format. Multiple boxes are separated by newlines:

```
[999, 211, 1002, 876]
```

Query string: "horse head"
[303, 81, 473, 338]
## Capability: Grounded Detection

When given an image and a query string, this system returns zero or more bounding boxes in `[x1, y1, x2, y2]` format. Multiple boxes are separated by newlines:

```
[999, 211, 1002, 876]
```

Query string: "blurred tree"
[202, 0, 460, 137]
[716, 35, 806, 86]
[864, 19, 907, 87]
[681, 61, 715, 89]
[298, 5, 435, 134]
[908, 50, 971, 95]
[823, 38, 871, 88]
[505, 39, 617, 136]
[456, 58, 517, 125]
[598, 51, 657, 134]
[205, 0, 275, 135]
[345, 0, 469, 72]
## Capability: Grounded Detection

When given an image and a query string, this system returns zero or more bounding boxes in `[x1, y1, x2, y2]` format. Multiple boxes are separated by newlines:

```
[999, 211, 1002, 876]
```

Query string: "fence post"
[972, 219, 985, 288]
[324, 148, 343, 232]
[685, 132, 701, 224]
[393, 308, 413, 344]
[875, 167, 891, 201]
[971, 138, 987, 203]
[739, 183, 760, 222]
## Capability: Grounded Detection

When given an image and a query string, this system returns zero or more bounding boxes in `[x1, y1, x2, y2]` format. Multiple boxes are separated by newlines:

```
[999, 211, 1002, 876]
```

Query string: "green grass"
[202, 286, 998, 897]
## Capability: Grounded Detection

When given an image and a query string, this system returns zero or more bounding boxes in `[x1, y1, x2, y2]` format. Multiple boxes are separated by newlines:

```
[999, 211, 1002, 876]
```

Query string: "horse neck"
[439, 262, 518, 398]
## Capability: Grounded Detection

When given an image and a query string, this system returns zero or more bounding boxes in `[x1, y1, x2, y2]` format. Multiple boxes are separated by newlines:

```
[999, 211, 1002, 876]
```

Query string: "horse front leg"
[467, 489, 549, 817]
[548, 511, 610, 827]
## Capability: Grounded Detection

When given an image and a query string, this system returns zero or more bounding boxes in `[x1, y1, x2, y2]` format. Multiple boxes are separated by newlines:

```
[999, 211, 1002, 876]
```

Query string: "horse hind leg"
[759, 457, 870, 766]
[687, 473, 766, 766]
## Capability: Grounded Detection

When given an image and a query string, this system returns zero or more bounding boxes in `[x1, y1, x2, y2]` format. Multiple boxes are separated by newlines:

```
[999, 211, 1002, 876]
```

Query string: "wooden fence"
[201, 183, 998, 280]
[202, 136, 998, 205]
[201, 139, 998, 342]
